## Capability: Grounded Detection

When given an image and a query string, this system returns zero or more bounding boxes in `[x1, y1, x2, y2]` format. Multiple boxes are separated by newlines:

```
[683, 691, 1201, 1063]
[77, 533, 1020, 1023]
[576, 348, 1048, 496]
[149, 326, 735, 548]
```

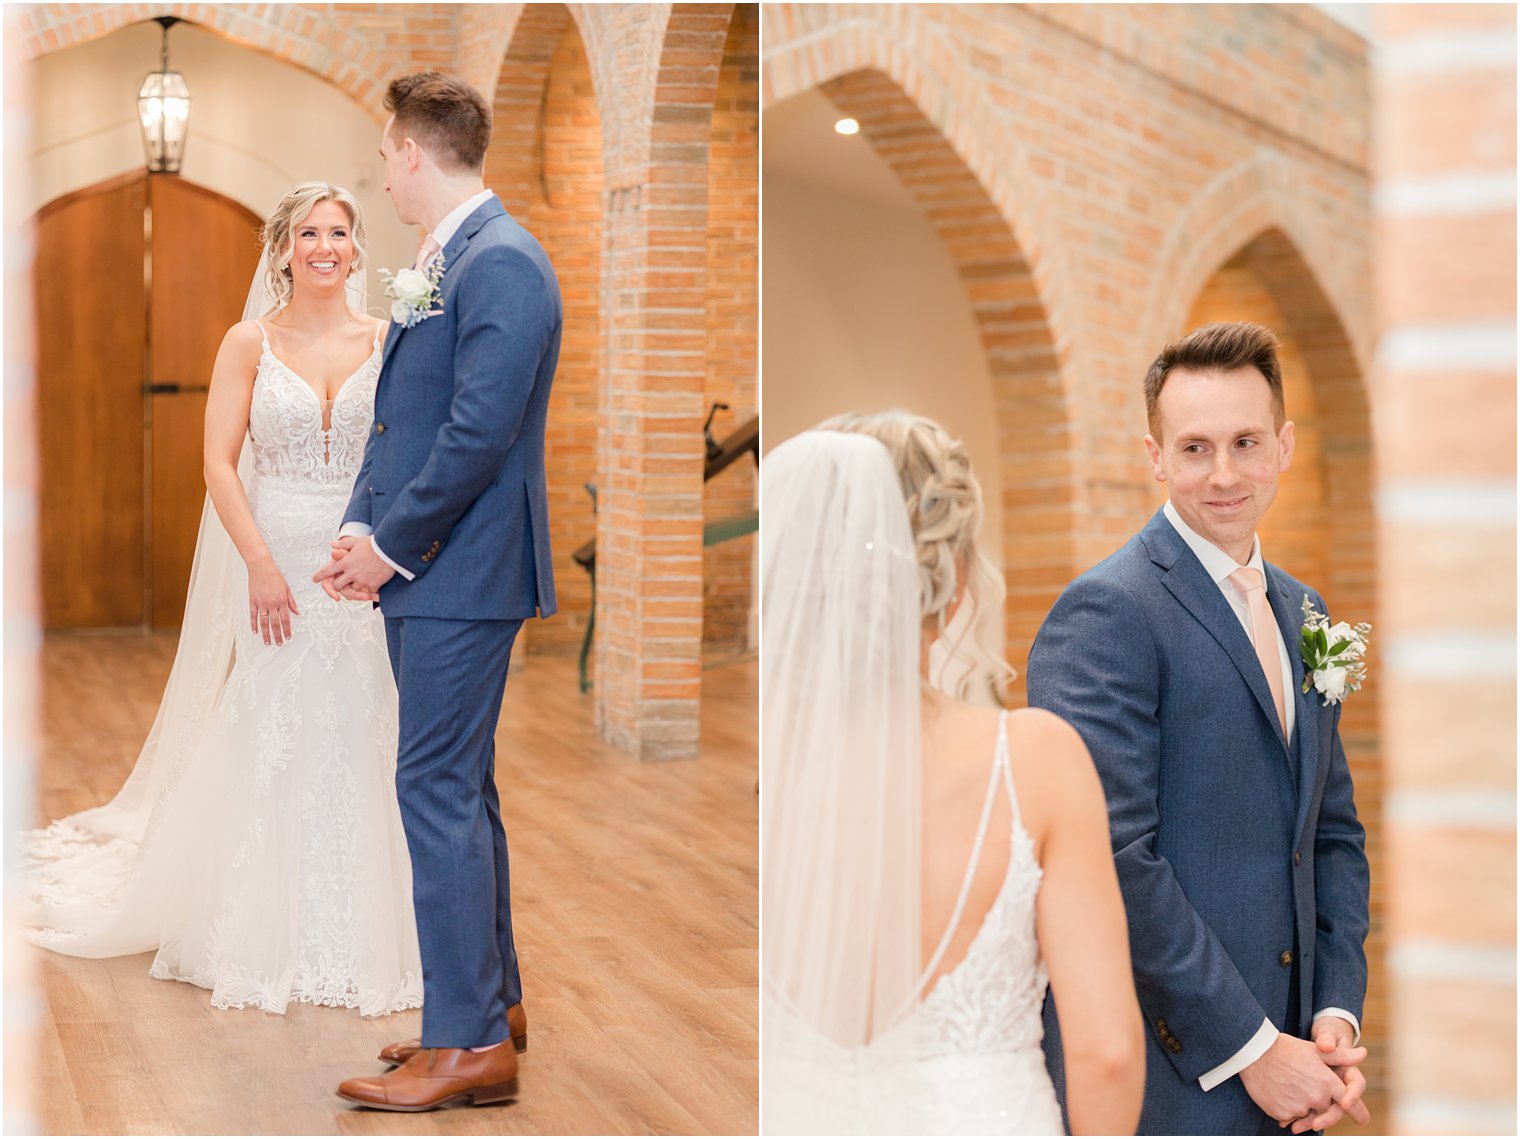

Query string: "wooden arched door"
[36, 172, 261, 628]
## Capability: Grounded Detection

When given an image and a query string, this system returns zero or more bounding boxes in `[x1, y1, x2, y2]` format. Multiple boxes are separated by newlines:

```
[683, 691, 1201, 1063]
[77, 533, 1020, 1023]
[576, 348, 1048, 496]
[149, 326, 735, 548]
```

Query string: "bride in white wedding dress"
[26, 183, 422, 1017]
[761, 412, 1146, 1135]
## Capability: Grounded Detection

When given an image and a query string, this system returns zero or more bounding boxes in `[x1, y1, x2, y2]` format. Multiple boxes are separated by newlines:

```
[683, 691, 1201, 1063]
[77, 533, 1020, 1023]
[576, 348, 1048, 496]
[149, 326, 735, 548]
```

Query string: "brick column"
[595, 5, 733, 760]
[1374, 5, 1517, 1133]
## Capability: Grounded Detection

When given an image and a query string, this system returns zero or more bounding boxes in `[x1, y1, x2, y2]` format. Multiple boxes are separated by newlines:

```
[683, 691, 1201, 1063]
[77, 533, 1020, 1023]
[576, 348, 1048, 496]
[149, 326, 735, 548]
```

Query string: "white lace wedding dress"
[765, 712, 1063, 1135]
[25, 321, 423, 1017]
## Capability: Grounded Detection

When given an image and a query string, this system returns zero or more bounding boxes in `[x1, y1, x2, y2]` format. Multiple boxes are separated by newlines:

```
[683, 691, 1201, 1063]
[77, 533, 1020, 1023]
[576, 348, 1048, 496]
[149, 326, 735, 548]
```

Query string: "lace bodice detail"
[247, 324, 381, 484]
[915, 807, 1047, 1056]
[763, 712, 1061, 1134]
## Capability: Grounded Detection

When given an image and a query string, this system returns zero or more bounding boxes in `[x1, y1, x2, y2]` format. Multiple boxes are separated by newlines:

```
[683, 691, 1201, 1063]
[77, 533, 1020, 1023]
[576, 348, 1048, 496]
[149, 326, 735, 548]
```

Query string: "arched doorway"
[486, 4, 606, 659]
[35, 172, 260, 629]
[764, 66, 1068, 701]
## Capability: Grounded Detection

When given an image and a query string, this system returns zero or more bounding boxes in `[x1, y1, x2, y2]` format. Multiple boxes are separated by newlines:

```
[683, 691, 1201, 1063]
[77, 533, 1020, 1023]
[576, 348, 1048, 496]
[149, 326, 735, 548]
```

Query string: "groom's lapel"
[1267, 564, 1320, 836]
[1143, 510, 1292, 762]
[380, 317, 405, 374]
[378, 197, 507, 376]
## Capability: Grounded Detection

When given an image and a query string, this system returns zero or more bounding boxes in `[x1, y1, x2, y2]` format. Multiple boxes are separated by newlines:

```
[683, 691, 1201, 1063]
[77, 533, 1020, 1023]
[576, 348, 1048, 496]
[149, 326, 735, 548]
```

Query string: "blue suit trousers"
[384, 614, 524, 1048]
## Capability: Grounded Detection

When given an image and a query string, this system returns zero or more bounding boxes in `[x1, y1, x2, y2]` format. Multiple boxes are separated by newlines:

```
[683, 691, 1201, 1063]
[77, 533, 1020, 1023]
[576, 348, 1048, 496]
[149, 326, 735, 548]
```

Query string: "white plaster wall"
[22, 20, 416, 303]
[761, 168, 1004, 568]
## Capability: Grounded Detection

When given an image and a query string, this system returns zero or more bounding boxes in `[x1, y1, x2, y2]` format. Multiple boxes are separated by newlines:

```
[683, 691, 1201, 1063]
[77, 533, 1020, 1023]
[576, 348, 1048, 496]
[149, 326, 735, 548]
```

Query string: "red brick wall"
[702, 3, 758, 651]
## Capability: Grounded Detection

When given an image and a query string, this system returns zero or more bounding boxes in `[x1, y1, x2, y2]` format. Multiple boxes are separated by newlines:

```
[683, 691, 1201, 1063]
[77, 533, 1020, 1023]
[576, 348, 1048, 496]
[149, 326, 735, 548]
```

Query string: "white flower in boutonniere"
[1299, 596, 1372, 706]
[379, 257, 445, 328]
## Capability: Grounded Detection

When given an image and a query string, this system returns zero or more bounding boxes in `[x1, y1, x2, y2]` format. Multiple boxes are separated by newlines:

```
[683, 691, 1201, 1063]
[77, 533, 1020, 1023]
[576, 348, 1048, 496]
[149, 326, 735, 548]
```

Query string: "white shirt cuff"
[335, 522, 415, 582]
[1312, 1008, 1361, 1045]
[1199, 1017, 1277, 1092]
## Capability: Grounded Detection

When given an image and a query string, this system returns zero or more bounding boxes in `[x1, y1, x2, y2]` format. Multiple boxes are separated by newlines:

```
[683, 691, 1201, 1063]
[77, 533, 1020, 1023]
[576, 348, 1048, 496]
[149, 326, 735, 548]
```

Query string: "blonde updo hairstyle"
[259, 182, 367, 311]
[819, 410, 1016, 707]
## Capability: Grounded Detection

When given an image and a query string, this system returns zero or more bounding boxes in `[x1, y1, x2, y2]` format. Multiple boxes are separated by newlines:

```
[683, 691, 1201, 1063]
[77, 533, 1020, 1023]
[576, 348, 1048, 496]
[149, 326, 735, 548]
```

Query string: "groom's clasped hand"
[313, 534, 385, 603]
[1239, 1019, 1370, 1133]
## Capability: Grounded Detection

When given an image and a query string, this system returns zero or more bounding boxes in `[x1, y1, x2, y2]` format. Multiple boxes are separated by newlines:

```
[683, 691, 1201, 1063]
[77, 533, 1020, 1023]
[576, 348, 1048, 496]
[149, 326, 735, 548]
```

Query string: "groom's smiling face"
[1145, 366, 1295, 564]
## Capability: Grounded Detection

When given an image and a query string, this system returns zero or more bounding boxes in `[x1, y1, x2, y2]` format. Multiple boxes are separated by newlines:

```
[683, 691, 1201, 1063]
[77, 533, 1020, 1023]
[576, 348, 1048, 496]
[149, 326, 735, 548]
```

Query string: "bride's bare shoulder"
[224, 318, 266, 344]
[1005, 707, 1105, 836]
[214, 320, 266, 367]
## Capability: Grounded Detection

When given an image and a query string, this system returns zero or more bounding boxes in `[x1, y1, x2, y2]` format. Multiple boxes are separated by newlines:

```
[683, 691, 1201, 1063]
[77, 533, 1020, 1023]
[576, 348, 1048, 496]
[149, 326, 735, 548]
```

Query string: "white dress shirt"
[1160, 501, 1361, 1091]
[339, 189, 497, 579]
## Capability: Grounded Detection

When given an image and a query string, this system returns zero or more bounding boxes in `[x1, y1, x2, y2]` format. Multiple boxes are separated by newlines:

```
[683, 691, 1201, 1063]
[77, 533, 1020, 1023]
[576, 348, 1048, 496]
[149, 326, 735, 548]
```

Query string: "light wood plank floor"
[27, 632, 757, 1136]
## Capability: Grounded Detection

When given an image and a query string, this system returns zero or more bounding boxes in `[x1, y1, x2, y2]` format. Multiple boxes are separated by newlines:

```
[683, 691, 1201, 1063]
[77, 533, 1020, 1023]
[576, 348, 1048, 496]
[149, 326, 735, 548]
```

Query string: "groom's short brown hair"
[385, 72, 492, 172]
[1144, 321, 1285, 435]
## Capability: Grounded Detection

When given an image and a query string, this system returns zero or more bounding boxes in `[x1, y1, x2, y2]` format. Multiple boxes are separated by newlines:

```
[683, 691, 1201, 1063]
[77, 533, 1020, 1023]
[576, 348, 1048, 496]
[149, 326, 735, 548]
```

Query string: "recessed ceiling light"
[834, 118, 859, 136]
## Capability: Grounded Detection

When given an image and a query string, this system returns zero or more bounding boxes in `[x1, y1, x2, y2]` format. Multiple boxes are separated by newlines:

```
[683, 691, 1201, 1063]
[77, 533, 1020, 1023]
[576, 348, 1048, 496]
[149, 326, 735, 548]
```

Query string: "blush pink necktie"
[413, 235, 441, 272]
[1229, 567, 1287, 738]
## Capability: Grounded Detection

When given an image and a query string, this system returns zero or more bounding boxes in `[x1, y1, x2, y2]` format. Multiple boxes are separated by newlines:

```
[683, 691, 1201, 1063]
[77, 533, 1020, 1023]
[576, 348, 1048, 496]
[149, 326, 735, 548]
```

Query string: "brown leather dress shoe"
[379, 1003, 527, 1067]
[337, 1043, 518, 1112]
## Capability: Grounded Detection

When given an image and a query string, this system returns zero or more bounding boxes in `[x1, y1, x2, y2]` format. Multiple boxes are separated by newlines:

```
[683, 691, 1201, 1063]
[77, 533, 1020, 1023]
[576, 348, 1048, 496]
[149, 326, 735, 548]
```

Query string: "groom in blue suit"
[316, 72, 559, 1110]
[1028, 323, 1370, 1135]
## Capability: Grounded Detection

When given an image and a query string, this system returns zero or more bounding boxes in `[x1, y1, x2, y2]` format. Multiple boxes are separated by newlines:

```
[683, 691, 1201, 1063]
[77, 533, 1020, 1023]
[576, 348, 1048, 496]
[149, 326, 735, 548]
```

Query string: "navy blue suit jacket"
[344, 197, 561, 620]
[1027, 508, 1369, 1134]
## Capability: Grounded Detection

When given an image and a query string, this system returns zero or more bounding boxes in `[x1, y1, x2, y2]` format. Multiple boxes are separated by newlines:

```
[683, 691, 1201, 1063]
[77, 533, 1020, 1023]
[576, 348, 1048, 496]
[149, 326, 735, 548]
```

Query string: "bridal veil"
[761, 429, 925, 1113]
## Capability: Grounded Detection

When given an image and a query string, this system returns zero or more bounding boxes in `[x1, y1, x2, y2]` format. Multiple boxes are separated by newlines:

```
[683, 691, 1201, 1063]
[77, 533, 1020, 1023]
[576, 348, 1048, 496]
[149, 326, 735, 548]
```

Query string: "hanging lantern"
[138, 17, 190, 174]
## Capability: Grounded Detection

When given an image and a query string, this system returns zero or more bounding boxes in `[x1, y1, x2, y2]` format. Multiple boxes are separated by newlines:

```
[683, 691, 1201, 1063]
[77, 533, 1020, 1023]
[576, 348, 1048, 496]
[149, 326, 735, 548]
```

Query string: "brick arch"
[768, 63, 1075, 702]
[1179, 225, 1375, 622]
[647, 3, 733, 178]
[488, 3, 576, 213]
[1140, 153, 1372, 380]
[760, 13, 1078, 374]
[17, 4, 396, 116]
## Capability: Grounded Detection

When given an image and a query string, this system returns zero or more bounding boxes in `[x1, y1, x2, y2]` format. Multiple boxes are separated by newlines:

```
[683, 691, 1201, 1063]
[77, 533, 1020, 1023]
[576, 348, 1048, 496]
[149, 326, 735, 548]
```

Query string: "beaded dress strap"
[916, 709, 1014, 992]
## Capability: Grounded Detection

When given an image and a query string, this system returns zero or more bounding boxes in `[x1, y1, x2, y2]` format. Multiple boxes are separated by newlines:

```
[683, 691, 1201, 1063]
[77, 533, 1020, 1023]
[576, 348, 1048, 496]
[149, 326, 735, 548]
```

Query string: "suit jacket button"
[1280, 950, 1294, 967]
[1294, 851, 1302, 866]
[1167, 1038, 1183, 1054]
[375, 422, 386, 434]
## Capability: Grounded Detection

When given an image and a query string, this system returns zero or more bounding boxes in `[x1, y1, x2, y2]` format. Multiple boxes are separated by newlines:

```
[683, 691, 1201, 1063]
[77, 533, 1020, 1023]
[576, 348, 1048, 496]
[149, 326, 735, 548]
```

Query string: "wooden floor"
[27, 632, 758, 1136]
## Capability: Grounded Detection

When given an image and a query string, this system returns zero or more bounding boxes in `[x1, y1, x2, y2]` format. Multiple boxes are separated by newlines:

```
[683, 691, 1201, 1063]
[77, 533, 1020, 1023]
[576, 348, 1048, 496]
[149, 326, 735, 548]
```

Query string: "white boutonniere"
[379, 257, 445, 328]
[1299, 595, 1371, 706]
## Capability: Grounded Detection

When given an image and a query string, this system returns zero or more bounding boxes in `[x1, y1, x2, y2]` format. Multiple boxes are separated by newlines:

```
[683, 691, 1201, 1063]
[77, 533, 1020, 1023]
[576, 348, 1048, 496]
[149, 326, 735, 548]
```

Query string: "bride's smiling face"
[287, 201, 355, 298]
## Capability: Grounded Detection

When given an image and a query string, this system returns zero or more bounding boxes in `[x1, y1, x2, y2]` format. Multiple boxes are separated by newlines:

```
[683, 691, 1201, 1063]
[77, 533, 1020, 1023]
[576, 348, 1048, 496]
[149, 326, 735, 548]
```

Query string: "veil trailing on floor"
[25, 251, 367, 951]
[760, 429, 925, 1113]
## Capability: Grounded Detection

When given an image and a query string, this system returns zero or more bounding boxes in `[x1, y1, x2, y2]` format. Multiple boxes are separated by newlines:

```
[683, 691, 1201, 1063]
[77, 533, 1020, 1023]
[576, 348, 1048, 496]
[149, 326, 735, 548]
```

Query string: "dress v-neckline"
[261, 342, 379, 407]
